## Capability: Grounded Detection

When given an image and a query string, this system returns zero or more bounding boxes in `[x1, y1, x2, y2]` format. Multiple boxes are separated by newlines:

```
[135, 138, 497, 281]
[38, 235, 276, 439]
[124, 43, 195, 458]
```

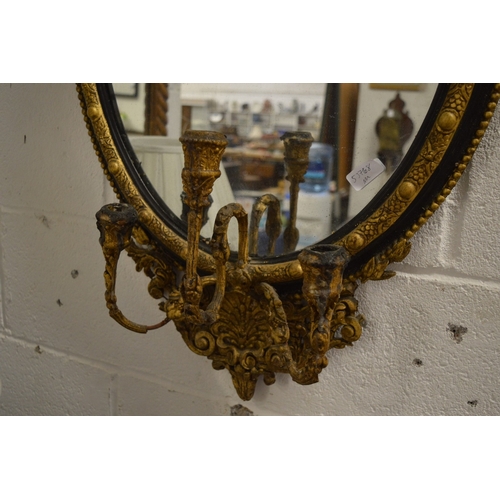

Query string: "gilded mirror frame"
[79, 83, 499, 281]
[77, 83, 500, 400]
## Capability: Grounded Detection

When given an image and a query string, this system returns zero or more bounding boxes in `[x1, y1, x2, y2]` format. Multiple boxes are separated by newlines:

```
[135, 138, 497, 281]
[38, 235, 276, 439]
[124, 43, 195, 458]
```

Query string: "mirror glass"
[113, 83, 438, 256]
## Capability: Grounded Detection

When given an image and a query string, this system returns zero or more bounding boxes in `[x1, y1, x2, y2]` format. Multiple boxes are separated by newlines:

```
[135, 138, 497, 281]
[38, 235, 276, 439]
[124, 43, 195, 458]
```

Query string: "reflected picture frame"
[113, 83, 139, 98]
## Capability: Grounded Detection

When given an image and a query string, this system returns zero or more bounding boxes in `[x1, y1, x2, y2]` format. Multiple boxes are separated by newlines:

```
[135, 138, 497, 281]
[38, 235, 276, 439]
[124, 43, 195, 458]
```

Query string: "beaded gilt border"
[347, 83, 500, 284]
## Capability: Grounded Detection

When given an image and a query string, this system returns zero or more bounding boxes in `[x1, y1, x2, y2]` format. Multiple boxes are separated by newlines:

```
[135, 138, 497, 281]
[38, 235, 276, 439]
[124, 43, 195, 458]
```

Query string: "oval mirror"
[81, 83, 498, 278]
[112, 83, 440, 256]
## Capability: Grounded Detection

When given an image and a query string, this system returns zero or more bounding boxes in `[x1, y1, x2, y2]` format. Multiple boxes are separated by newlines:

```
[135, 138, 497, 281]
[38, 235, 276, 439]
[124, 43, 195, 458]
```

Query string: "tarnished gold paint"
[79, 83, 500, 400]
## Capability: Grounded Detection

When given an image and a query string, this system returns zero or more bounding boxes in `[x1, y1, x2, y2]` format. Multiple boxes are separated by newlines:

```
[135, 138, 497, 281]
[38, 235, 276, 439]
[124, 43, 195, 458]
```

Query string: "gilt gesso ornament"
[79, 83, 500, 401]
[94, 130, 367, 400]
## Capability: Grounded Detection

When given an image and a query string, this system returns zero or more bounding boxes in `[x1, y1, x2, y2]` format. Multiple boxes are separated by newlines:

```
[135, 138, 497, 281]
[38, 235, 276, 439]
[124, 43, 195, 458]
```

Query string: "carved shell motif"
[186, 286, 292, 400]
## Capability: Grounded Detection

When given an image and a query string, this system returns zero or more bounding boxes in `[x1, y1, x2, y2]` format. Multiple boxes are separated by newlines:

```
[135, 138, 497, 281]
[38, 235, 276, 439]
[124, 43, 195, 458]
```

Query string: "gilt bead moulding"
[78, 83, 500, 400]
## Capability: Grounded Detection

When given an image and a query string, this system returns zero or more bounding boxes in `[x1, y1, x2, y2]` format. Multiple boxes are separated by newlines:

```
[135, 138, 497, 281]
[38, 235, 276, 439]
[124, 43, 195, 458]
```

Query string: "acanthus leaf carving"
[82, 84, 500, 402]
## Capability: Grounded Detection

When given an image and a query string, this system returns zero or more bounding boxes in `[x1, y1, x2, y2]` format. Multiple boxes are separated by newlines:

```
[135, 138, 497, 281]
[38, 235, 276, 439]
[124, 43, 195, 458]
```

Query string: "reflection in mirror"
[347, 83, 437, 218]
[114, 83, 438, 256]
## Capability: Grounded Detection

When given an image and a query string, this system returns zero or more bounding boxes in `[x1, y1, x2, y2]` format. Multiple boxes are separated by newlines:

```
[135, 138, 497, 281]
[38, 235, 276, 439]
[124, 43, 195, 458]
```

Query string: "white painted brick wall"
[1, 83, 499, 415]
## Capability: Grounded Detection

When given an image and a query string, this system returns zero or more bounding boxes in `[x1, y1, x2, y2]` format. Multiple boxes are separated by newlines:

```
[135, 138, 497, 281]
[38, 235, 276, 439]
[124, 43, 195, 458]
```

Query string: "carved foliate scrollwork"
[93, 143, 367, 400]
[95, 204, 170, 333]
[192, 286, 291, 400]
[82, 84, 500, 402]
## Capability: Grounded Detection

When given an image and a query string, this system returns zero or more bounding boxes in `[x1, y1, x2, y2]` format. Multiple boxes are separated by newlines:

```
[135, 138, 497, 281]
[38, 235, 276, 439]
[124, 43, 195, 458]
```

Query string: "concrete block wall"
[0, 83, 499, 415]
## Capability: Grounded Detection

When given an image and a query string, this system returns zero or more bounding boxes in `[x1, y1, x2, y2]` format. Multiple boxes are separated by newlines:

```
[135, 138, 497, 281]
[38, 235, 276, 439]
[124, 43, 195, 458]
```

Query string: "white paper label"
[346, 158, 386, 191]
